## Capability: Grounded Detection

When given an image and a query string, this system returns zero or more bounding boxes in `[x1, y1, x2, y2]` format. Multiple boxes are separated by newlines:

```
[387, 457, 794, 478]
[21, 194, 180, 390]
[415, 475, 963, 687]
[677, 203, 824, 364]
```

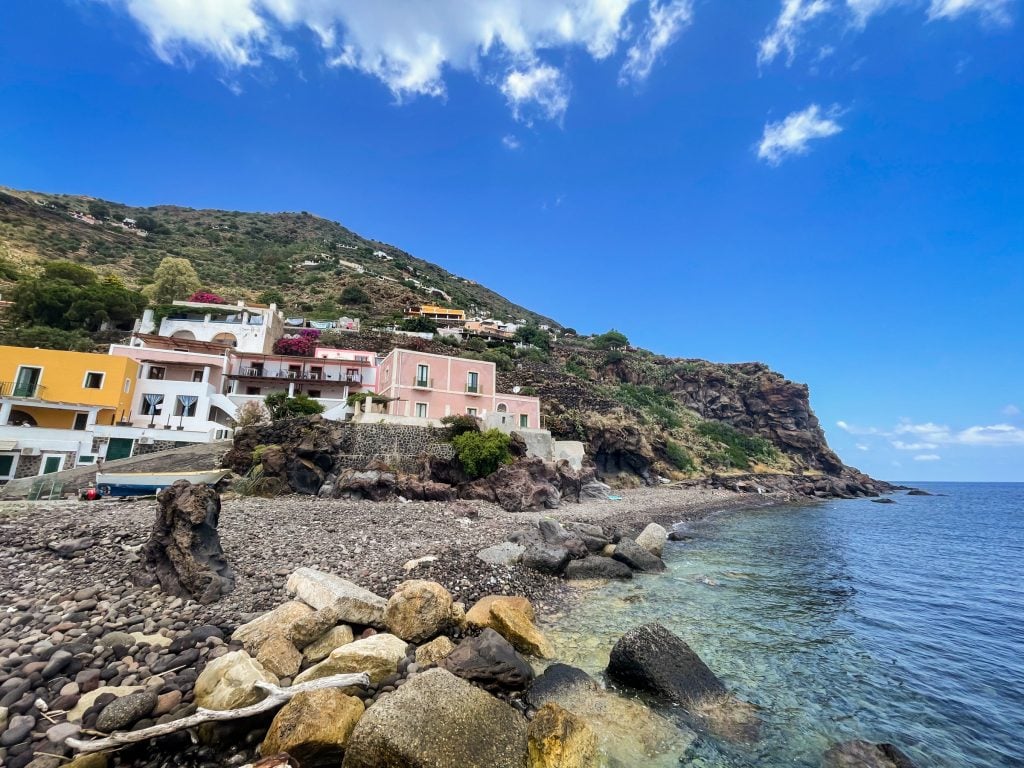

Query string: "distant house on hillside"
[403, 304, 466, 324]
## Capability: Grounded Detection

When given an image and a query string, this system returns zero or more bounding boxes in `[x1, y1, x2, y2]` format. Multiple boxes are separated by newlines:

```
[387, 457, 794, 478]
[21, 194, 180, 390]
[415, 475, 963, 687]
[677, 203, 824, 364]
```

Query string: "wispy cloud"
[620, 0, 694, 83]
[914, 454, 942, 461]
[501, 134, 522, 150]
[838, 418, 1024, 447]
[758, 104, 843, 165]
[758, 0, 831, 66]
[501, 64, 570, 123]
[927, 0, 1013, 24]
[1002, 404, 1021, 417]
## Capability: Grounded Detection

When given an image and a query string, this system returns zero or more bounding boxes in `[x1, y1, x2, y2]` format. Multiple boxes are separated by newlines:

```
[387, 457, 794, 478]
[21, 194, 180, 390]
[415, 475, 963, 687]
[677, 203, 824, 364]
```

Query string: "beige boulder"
[289, 604, 345, 649]
[255, 633, 304, 679]
[232, 601, 313, 654]
[466, 595, 554, 658]
[383, 580, 454, 643]
[286, 568, 387, 627]
[294, 632, 407, 686]
[260, 688, 364, 764]
[194, 650, 279, 711]
[528, 702, 599, 768]
[415, 635, 456, 666]
[302, 624, 355, 664]
[635, 523, 668, 556]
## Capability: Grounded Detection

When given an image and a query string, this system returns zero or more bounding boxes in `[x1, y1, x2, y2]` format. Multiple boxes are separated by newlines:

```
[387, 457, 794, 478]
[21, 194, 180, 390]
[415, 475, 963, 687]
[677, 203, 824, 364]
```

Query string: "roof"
[132, 334, 234, 354]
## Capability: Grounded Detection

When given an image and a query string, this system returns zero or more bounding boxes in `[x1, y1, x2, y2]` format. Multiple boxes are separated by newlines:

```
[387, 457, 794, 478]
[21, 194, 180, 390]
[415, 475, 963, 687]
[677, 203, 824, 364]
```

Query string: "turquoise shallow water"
[544, 483, 1024, 767]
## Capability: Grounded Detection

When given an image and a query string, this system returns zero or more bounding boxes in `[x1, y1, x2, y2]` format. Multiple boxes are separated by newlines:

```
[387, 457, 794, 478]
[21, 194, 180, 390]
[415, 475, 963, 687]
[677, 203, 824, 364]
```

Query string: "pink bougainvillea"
[298, 328, 321, 339]
[189, 291, 226, 304]
[273, 335, 317, 356]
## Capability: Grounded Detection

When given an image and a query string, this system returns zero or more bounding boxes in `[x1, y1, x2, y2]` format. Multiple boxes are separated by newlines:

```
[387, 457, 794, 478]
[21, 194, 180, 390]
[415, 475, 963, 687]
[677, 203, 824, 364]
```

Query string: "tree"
[12, 261, 146, 331]
[593, 329, 629, 350]
[258, 289, 285, 307]
[148, 257, 201, 303]
[401, 316, 438, 333]
[87, 200, 110, 219]
[514, 323, 551, 350]
[0, 325, 94, 352]
[463, 337, 488, 352]
[340, 285, 371, 305]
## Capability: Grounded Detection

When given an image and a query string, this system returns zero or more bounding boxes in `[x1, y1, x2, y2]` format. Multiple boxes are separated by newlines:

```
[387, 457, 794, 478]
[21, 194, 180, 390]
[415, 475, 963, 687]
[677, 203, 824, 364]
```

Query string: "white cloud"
[891, 440, 939, 450]
[620, 0, 694, 83]
[758, 104, 843, 165]
[758, 0, 831, 66]
[501, 64, 570, 122]
[1002, 404, 1021, 416]
[501, 134, 522, 149]
[856, 443, 870, 451]
[926, 0, 1013, 24]
[956, 424, 1024, 445]
[100, 0, 697, 121]
[913, 454, 942, 461]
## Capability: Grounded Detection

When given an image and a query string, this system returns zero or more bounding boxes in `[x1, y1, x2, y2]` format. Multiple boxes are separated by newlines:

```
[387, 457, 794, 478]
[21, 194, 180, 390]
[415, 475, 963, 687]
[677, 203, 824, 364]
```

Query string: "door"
[105, 438, 134, 461]
[14, 367, 41, 397]
[0, 454, 18, 483]
[40, 454, 64, 475]
[73, 413, 89, 431]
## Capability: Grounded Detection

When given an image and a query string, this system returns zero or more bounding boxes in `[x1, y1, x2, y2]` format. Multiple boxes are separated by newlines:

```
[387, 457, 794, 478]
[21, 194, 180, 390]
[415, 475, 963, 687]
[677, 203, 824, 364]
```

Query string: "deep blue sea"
[544, 483, 1024, 767]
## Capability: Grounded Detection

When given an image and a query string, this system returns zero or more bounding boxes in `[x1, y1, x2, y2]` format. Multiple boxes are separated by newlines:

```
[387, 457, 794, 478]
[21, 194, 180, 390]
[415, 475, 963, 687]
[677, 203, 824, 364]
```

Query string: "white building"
[137, 300, 284, 354]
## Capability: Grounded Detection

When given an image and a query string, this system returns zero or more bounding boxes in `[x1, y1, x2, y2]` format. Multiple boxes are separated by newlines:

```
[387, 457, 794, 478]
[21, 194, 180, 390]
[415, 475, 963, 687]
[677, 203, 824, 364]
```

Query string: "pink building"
[375, 349, 541, 429]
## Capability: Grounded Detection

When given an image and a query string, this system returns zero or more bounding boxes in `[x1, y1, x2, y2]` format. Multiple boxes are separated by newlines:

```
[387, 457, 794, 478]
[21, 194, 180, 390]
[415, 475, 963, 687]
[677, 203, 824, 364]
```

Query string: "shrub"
[604, 350, 624, 365]
[593, 329, 629, 350]
[189, 290, 226, 304]
[451, 429, 513, 479]
[234, 400, 269, 429]
[696, 421, 776, 470]
[482, 348, 514, 371]
[0, 325, 94, 352]
[232, 464, 284, 497]
[514, 324, 550, 350]
[264, 391, 325, 420]
[258, 289, 285, 307]
[463, 337, 488, 352]
[402, 316, 438, 333]
[441, 413, 481, 437]
[665, 441, 696, 472]
[272, 335, 317, 356]
[340, 285, 372, 305]
[614, 384, 682, 429]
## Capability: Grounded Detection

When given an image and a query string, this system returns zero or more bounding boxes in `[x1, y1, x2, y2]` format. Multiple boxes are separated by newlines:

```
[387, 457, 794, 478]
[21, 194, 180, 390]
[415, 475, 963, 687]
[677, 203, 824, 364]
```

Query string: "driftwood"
[65, 672, 370, 754]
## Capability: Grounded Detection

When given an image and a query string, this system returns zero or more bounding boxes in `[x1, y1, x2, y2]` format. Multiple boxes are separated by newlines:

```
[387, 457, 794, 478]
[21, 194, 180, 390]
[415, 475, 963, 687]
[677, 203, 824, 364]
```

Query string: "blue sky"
[1, 1, 1022, 481]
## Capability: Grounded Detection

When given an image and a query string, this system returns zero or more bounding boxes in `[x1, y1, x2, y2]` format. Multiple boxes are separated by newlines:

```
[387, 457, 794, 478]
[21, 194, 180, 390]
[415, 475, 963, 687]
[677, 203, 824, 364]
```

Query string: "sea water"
[543, 483, 1024, 767]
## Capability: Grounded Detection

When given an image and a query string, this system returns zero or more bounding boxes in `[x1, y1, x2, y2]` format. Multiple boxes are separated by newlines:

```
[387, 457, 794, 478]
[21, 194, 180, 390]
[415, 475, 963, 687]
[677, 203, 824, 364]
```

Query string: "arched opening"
[496, 403, 508, 413]
[171, 330, 196, 340]
[8, 410, 37, 427]
[211, 332, 238, 348]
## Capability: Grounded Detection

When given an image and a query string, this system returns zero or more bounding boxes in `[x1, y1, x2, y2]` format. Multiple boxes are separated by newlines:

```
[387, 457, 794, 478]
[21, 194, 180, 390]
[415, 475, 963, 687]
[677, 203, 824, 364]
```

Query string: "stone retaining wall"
[333, 423, 455, 472]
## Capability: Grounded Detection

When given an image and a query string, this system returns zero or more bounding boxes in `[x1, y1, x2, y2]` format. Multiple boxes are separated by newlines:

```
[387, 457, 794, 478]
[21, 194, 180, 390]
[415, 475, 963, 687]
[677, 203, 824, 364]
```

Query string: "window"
[83, 372, 104, 389]
[192, 370, 205, 382]
[13, 366, 42, 398]
[73, 413, 89, 431]
[520, 414, 529, 428]
[148, 366, 166, 380]
[40, 454, 64, 475]
[246, 386, 261, 395]
[466, 407, 477, 416]
[415, 402, 428, 418]
[124, 378, 131, 393]
[467, 371, 479, 393]
[496, 403, 508, 413]
[0, 454, 17, 482]
[77, 455, 96, 465]
[415, 364, 429, 387]
[307, 390, 321, 398]
[346, 368, 359, 382]
[175, 395, 198, 417]
[141, 393, 164, 416]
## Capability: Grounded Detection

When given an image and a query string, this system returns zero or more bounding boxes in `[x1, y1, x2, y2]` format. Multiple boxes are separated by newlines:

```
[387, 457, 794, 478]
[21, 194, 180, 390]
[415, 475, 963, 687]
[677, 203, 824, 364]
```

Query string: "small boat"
[95, 469, 229, 497]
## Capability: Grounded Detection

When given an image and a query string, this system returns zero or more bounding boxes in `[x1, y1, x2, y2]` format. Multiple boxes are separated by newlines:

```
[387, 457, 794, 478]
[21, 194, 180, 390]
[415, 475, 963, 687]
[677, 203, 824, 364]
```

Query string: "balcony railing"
[233, 368, 362, 384]
[413, 378, 433, 389]
[0, 382, 47, 398]
[465, 384, 483, 395]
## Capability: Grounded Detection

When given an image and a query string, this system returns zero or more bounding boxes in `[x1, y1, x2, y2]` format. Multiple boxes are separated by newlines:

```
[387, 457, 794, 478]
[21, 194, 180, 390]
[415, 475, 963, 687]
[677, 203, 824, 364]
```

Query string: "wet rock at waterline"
[439, 628, 534, 693]
[611, 538, 666, 573]
[824, 740, 919, 767]
[135, 480, 235, 604]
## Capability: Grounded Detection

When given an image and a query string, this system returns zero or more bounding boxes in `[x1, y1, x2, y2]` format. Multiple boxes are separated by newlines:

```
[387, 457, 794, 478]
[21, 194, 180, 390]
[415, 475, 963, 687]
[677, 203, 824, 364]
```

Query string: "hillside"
[0, 186, 881, 496]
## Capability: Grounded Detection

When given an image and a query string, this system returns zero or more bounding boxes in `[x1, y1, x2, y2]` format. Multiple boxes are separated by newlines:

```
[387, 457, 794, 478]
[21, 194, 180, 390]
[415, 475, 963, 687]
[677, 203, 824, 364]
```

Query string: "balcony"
[465, 384, 484, 395]
[413, 378, 433, 389]
[232, 368, 362, 385]
[0, 382, 48, 399]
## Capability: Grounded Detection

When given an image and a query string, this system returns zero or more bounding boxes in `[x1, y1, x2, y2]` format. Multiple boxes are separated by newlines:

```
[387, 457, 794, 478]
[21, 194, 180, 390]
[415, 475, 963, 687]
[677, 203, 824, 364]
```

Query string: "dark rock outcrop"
[461, 457, 584, 512]
[606, 622, 726, 705]
[136, 481, 235, 604]
[611, 539, 666, 573]
[439, 628, 535, 693]
[823, 740, 918, 768]
[565, 556, 633, 580]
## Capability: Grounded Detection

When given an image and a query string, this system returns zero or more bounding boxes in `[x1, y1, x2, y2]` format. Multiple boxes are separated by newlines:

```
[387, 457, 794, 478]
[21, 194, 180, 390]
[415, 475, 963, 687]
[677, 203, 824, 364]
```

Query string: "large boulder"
[302, 625, 355, 665]
[342, 668, 528, 768]
[194, 651, 279, 711]
[565, 556, 633, 580]
[439, 628, 534, 693]
[461, 457, 568, 512]
[527, 664, 695, 766]
[606, 623, 725, 705]
[611, 539, 666, 573]
[415, 635, 456, 666]
[384, 580, 454, 643]
[527, 702, 598, 768]
[260, 689, 364, 767]
[294, 632, 407, 686]
[233, 601, 314, 652]
[635, 523, 668, 556]
[823, 740, 918, 768]
[136, 481, 235, 604]
[465, 595, 554, 658]
[289, 604, 347, 649]
[477, 542, 526, 566]
[286, 568, 388, 627]
[522, 543, 571, 575]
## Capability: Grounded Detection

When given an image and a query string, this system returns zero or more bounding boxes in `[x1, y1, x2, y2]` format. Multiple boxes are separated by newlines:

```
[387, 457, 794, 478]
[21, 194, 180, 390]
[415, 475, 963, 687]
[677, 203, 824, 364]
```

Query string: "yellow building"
[403, 304, 466, 323]
[0, 347, 138, 481]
